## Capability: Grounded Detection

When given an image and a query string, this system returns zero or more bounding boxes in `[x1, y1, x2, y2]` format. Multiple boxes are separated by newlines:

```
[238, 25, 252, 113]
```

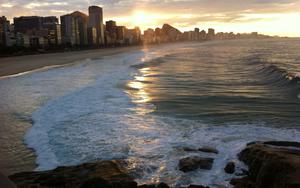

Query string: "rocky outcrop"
[0, 172, 16, 188]
[224, 162, 235, 174]
[231, 141, 300, 188]
[178, 156, 214, 172]
[138, 182, 170, 188]
[198, 147, 219, 154]
[9, 160, 137, 188]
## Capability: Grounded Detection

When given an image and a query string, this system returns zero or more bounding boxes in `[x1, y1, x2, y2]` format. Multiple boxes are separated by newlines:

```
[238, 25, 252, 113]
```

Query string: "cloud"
[0, 0, 299, 36]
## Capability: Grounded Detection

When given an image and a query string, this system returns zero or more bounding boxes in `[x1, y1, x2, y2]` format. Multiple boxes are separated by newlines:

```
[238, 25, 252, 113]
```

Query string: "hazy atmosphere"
[1, 0, 300, 36]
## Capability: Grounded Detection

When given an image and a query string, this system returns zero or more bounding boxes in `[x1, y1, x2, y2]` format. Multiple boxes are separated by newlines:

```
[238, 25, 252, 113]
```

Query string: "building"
[61, 11, 88, 46]
[41, 16, 61, 46]
[207, 28, 215, 40]
[105, 20, 117, 45]
[87, 27, 97, 46]
[0, 16, 10, 46]
[13, 16, 61, 48]
[61, 14, 76, 46]
[194, 28, 200, 40]
[125, 27, 141, 45]
[71, 11, 88, 46]
[88, 6, 105, 46]
[116, 26, 125, 42]
[14, 16, 42, 33]
[143, 28, 156, 44]
[199, 30, 206, 40]
[161, 24, 181, 41]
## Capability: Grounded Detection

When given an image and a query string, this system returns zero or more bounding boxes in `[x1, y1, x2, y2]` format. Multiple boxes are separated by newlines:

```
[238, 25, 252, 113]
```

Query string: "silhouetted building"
[42, 16, 61, 46]
[61, 14, 76, 46]
[0, 16, 10, 46]
[161, 24, 181, 41]
[87, 27, 97, 46]
[116, 26, 125, 41]
[71, 11, 88, 46]
[193, 28, 200, 40]
[14, 16, 42, 33]
[144, 28, 156, 44]
[207, 28, 215, 40]
[199, 30, 206, 40]
[125, 27, 141, 45]
[105, 20, 117, 45]
[88, 6, 105, 45]
[13, 16, 61, 48]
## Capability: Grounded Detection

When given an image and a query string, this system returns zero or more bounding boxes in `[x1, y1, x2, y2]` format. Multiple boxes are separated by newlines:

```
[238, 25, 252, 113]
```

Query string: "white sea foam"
[22, 44, 300, 188]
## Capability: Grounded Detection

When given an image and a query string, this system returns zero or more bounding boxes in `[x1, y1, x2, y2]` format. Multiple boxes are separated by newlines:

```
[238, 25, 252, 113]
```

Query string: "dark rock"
[138, 183, 168, 188]
[178, 156, 214, 172]
[183, 147, 198, 152]
[187, 185, 210, 188]
[232, 141, 300, 188]
[224, 162, 235, 174]
[157, 182, 170, 188]
[198, 147, 219, 154]
[0, 172, 16, 188]
[138, 185, 156, 188]
[9, 160, 138, 188]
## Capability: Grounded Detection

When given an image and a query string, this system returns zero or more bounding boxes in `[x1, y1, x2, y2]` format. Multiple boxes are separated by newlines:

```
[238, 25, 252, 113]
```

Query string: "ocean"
[0, 39, 299, 187]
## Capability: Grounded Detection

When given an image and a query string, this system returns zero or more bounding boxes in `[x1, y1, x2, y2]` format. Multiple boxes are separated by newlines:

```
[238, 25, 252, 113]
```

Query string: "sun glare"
[131, 11, 153, 27]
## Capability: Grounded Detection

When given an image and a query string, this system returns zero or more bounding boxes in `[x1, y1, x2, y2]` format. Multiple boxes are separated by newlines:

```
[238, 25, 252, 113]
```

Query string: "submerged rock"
[198, 147, 219, 154]
[187, 185, 210, 188]
[178, 156, 214, 172]
[9, 160, 137, 188]
[224, 162, 235, 174]
[138, 183, 169, 188]
[183, 147, 199, 152]
[232, 141, 300, 188]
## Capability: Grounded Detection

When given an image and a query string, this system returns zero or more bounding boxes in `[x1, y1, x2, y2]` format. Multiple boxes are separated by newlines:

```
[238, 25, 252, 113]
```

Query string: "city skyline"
[0, 0, 300, 37]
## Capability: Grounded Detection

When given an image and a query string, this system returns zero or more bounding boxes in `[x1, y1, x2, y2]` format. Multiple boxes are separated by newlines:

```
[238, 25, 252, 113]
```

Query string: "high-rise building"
[194, 28, 200, 40]
[42, 16, 61, 46]
[116, 26, 125, 41]
[61, 11, 88, 46]
[125, 27, 141, 45]
[207, 28, 215, 40]
[14, 16, 42, 33]
[199, 30, 206, 40]
[88, 6, 105, 45]
[105, 20, 117, 45]
[0, 16, 10, 46]
[61, 14, 76, 46]
[70, 11, 88, 46]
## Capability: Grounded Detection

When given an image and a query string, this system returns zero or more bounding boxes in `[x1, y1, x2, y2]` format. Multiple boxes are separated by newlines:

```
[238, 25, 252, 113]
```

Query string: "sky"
[0, 0, 300, 37]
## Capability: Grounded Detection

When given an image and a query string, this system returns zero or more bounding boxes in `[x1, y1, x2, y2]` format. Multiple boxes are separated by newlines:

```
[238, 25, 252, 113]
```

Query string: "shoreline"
[0, 44, 149, 176]
[0, 45, 144, 78]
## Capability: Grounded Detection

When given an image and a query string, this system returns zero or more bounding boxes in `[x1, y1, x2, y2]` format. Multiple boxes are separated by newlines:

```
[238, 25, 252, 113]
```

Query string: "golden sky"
[1, 0, 300, 37]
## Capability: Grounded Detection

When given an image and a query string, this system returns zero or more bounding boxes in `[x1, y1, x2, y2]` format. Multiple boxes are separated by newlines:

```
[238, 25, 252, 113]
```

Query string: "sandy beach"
[0, 46, 142, 78]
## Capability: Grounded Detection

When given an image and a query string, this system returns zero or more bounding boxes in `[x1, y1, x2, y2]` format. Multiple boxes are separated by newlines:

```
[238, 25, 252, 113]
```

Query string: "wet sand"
[0, 46, 141, 77]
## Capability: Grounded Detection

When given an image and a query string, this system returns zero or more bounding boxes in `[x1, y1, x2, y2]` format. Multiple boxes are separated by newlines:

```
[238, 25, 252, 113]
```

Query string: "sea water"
[0, 39, 300, 187]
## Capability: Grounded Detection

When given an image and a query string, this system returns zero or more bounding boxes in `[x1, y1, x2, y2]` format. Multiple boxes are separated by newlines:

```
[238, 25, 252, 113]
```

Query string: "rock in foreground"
[179, 156, 214, 172]
[9, 160, 137, 188]
[232, 141, 300, 188]
[224, 162, 235, 174]
[198, 147, 219, 154]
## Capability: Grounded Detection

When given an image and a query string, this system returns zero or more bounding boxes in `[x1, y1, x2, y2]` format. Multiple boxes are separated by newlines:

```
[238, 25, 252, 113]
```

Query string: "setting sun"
[130, 11, 158, 28]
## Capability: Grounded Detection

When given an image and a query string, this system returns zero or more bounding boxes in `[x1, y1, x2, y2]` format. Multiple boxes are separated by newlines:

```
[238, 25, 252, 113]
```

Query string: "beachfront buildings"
[88, 6, 105, 46]
[8, 16, 61, 48]
[0, 5, 268, 54]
